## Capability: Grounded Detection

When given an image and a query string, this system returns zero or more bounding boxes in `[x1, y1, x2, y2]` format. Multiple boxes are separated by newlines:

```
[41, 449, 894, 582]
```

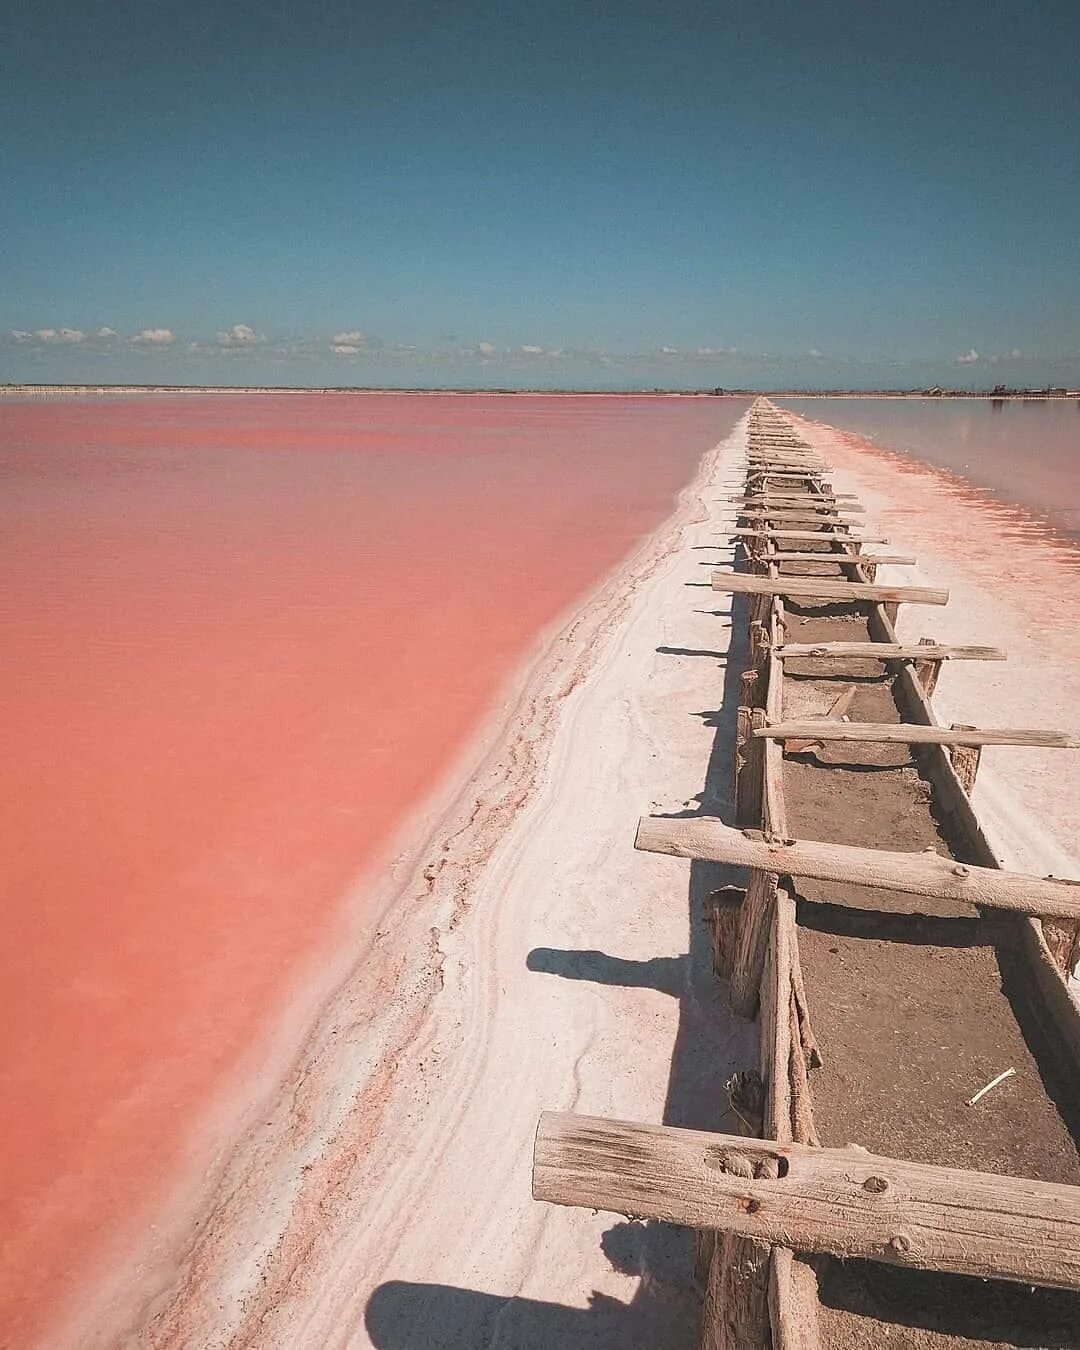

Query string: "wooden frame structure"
[530, 397, 1080, 1347]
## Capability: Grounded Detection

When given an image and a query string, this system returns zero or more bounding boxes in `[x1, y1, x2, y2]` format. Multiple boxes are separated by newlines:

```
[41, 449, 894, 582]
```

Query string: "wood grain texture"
[730, 529, 888, 544]
[713, 573, 949, 605]
[776, 642, 1004, 661]
[634, 815, 1080, 917]
[532, 1112, 1080, 1290]
[756, 720, 1078, 748]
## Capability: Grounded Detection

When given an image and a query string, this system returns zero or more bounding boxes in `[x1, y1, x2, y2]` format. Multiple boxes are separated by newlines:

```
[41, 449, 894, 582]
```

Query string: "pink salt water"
[780, 397, 1080, 544]
[0, 392, 745, 1344]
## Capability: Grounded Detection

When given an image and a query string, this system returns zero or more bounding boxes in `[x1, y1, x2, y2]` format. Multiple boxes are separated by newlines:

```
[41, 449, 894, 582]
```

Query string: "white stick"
[966, 1067, 1016, 1106]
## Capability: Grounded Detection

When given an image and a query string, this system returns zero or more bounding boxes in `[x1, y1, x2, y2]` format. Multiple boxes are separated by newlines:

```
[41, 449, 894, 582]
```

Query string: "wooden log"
[633, 816, 1080, 918]
[713, 573, 949, 606]
[729, 868, 777, 1018]
[788, 991, 820, 1147]
[765, 552, 916, 565]
[730, 529, 888, 544]
[704, 886, 745, 981]
[756, 721, 1079, 749]
[749, 620, 771, 682]
[789, 933, 822, 1069]
[770, 1251, 823, 1350]
[731, 494, 861, 507]
[733, 511, 864, 526]
[913, 635, 942, 697]
[735, 709, 766, 826]
[532, 1113, 1080, 1290]
[1043, 919, 1080, 979]
[705, 1232, 770, 1350]
[776, 642, 1005, 662]
[739, 668, 761, 709]
[947, 722, 981, 794]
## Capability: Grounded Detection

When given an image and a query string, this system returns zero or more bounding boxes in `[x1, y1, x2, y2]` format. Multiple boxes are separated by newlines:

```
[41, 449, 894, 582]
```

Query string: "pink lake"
[0, 392, 746, 1343]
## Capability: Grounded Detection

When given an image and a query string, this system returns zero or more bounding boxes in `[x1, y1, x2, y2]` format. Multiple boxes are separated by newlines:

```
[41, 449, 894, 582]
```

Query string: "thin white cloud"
[520, 344, 544, 355]
[331, 343, 362, 355]
[332, 330, 365, 345]
[957, 348, 980, 364]
[477, 341, 496, 356]
[807, 348, 823, 359]
[660, 346, 678, 355]
[11, 330, 32, 343]
[132, 327, 175, 345]
[96, 326, 119, 339]
[1010, 347, 1022, 359]
[216, 323, 263, 347]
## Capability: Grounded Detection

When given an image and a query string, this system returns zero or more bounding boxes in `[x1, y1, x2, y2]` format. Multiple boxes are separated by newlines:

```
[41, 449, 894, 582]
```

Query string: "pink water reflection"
[780, 397, 1080, 543]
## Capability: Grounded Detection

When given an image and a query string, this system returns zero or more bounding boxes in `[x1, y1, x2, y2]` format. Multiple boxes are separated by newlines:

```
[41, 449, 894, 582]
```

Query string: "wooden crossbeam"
[731, 496, 864, 511]
[777, 642, 1005, 661]
[764, 552, 914, 565]
[533, 1113, 1080, 1291]
[756, 721, 1078, 749]
[633, 816, 1080, 918]
[732, 512, 865, 527]
[729, 528, 889, 544]
[712, 573, 948, 606]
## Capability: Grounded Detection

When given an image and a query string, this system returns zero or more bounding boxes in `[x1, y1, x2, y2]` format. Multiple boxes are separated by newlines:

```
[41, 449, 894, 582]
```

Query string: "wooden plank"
[776, 642, 1005, 661]
[532, 1112, 1080, 1291]
[712, 573, 949, 606]
[729, 868, 776, 1017]
[730, 493, 860, 505]
[766, 552, 915, 565]
[633, 816, 1080, 918]
[756, 721, 1078, 749]
[734, 511, 861, 524]
[731, 528, 885, 543]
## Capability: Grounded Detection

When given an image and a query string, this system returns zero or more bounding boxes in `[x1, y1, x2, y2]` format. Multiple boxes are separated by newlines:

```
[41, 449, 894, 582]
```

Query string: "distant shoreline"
[1, 384, 1078, 399]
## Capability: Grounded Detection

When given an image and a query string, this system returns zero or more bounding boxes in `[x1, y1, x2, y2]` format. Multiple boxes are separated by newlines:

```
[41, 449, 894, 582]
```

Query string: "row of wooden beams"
[712, 572, 949, 606]
[633, 816, 1080, 918]
[532, 1113, 1080, 1291]
[732, 498, 865, 513]
[757, 721, 1079, 750]
[777, 641, 1005, 662]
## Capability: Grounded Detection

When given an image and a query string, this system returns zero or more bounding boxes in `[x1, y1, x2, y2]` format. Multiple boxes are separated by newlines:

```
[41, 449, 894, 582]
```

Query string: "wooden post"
[913, 635, 943, 697]
[1043, 920, 1080, 978]
[882, 600, 899, 626]
[735, 710, 767, 827]
[729, 868, 777, 1018]
[948, 723, 982, 794]
[704, 886, 745, 980]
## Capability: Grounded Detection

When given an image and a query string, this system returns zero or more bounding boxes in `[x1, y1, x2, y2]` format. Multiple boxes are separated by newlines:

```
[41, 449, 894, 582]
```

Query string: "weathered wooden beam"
[730, 528, 889, 544]
[712, 573, 949, 606]
[756, 721, 1078, 749]
[633, 816, 1080, 918]
[733, 511, 869, 527]
[532, 1113, 1080, 1291]
[765, 552, 916, 565]
[730, 493, 860, 505]
[730, 869, 776, 1017]
[776, 642, 1005, 661]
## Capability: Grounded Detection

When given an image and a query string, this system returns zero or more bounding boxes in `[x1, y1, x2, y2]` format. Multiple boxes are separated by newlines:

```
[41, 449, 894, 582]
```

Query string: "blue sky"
[3, 0, 1079, 389]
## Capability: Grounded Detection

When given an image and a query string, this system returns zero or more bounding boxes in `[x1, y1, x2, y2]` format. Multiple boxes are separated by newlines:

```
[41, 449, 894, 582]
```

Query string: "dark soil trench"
[773, 557, 1080, 1349]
